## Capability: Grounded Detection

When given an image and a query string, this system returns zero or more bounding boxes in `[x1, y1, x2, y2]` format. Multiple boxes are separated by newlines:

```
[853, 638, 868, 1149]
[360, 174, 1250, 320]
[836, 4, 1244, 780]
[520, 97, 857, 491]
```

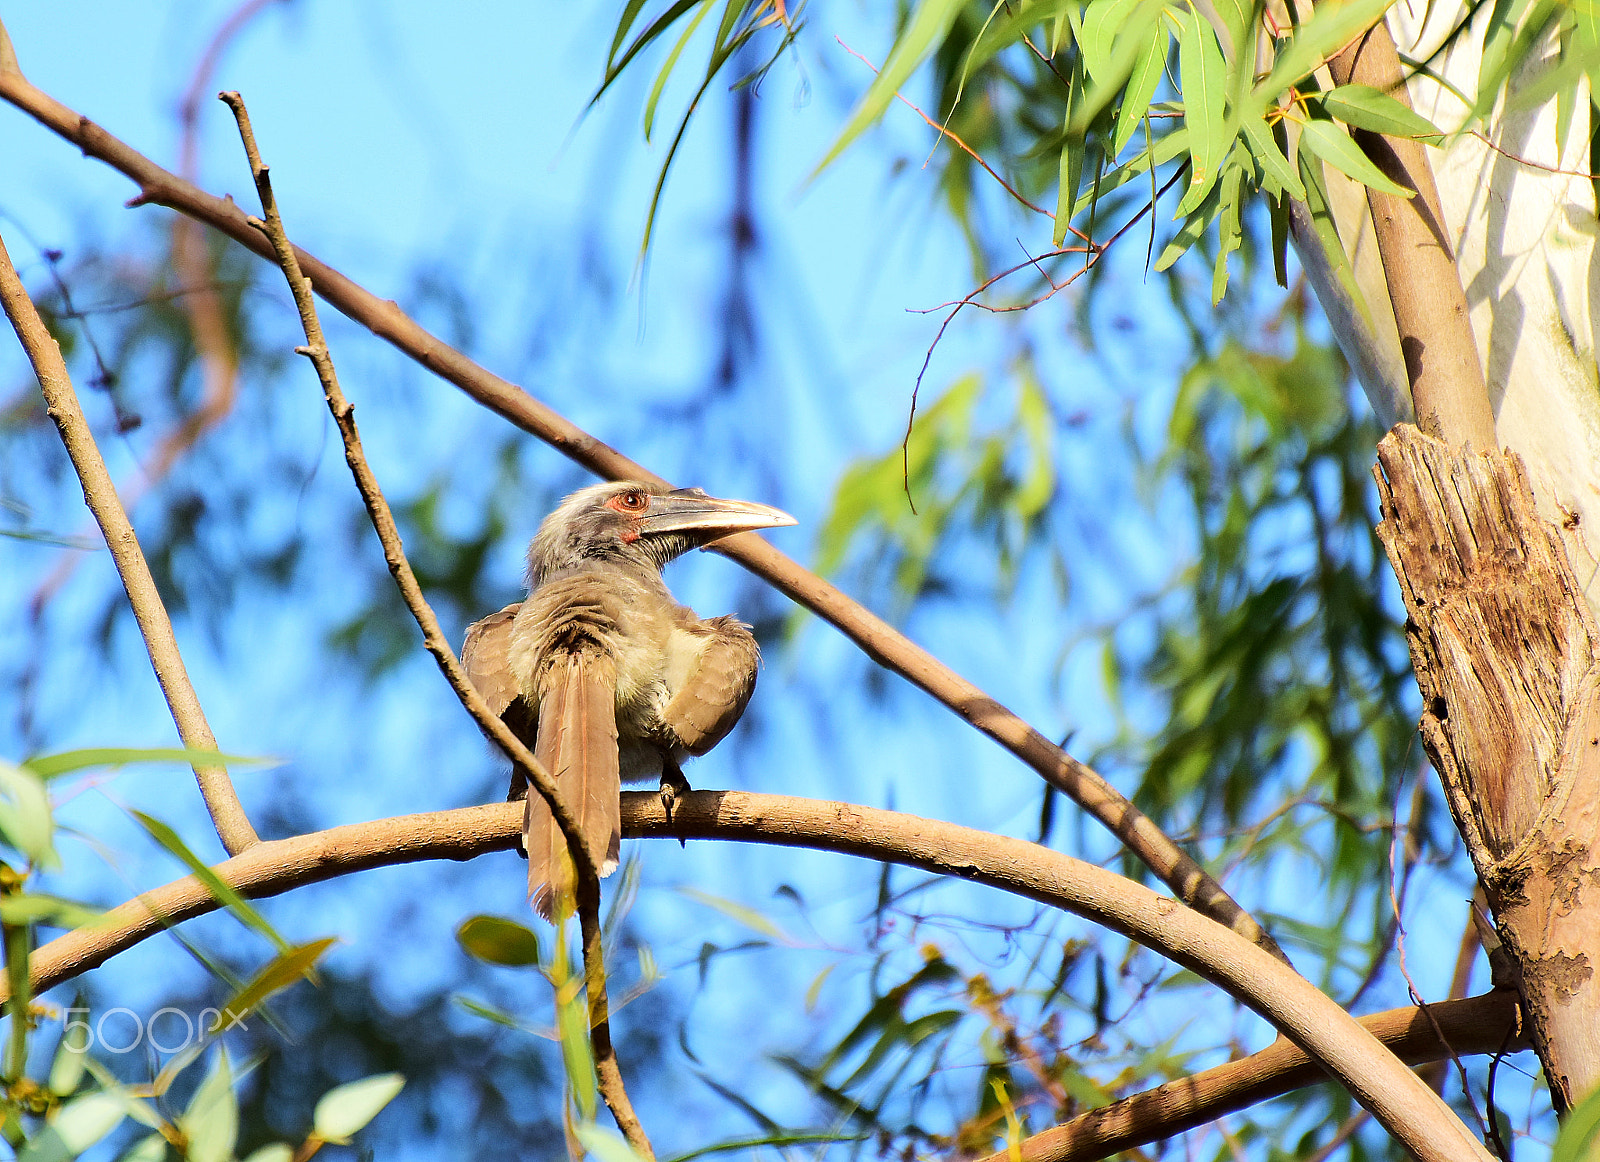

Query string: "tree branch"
[1327, 21, 1496, 450]
[215, 90, 649, 1157]
[0, 228, 259, 857]
[11, 791, 1491, 1162]
[0, 60, 1285, 964]
[978, 990, 1520, 1162]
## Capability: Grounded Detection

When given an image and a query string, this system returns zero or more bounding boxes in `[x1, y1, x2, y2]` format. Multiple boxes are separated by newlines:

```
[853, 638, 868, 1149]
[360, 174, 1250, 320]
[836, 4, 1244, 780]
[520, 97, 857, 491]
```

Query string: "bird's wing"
[462, 601, 536, 801]
[461, 602, 523, 717]
[519, 585, 624, 920]
[661, 614, 761, 756]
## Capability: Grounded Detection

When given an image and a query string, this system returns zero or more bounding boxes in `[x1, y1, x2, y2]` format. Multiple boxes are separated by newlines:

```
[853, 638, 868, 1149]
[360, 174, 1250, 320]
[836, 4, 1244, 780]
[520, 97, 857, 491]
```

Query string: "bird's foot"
[660, 766, 691, 848]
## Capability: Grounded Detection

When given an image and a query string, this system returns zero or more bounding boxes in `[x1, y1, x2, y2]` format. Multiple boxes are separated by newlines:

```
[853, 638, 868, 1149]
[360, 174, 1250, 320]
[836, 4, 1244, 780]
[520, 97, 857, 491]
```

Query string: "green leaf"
[557, 970, 597, 1121]
[0, 895, 104, 930]
[453, 993, 525, 1028]
[1297, 145, 1374, 328]
[456, 914, 542, 967]
[1241, 113, 1305, 198]
[643, 0, 713, 141]
[1111, 21, 1170, 159]
[1553, 1080, 1600, 1162]
[1081, 0, 1145, 81]
[47, 1002, 89, 1097]
[573, 1123, 650, 1162]
[17, 1093, 126, 1162]
[1176, 4, 1229, 215]
[181, 1050, 238, 1162]
[115, 1135, 169, 1162]
[607, 0, 652, 71]
[1072, 0, 1168, 134]
[1270, 190, 1290, 288]
[1251, 0, 1395, 108]
[1299, 117, 1413, 197]
[1213, 150, 1247, 302]
[594, 0, 702, 103]
[22, 747, 270, 781]
[1476, 0, 1536, 116]
[312, 1072, 405, 1143]
[130, 811, 289, 953]
[1154, 173, 1225, 270]
[678, 887, 793, 942]
[1319, 83, 1442, 139]
[1054, 56, 1089, 245]
[0, 760, 57, 868]
[813, 0, 967, 177]
[217, 937, 337, 1029]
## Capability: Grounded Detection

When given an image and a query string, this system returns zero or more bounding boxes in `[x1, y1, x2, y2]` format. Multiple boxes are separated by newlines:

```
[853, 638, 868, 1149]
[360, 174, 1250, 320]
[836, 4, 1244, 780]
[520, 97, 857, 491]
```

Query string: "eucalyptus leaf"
[1319, 83, 1442, 140]
[1299, 117, 1413, 197]
[22, 747, 270, 781]
[17, 1093, 125, 1162]
[456, 914, 542, 966]
[180, 1050, 238, 1162]
[131, 810, 289, 953]
[1251, 0, 1396, 110]
[0, 760, 56, 868]
[1111, 21, 1170, 159]
[0, 894, 105, 930]
[312, 1072, 405, 1143]
[813, 0, 967, 177]
[1155, 174, 1225, 271]
[1241, 114, 1305, 199]
[1081, 0, 1144, 82]
[1176, 5, 1229, 216]
[217, 937, 337, 1029]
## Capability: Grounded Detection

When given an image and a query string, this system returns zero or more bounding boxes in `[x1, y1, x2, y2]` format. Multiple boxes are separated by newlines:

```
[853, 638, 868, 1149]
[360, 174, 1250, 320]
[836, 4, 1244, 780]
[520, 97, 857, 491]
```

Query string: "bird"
[462, 480, 795, 919]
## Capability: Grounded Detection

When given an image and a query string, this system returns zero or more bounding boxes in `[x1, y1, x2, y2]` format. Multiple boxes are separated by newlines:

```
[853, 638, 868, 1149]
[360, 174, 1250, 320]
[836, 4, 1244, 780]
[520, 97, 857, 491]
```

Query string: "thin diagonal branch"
[9, 791, 1491, 1162]
[0, 228, 259, 857]
[215, 90, 649, 1158]
[0, 64, 1287, 965]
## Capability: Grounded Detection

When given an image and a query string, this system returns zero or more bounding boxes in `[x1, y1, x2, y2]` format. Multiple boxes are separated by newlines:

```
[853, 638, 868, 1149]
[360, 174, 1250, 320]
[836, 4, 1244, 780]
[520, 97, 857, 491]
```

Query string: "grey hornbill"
[462, 481, 795, 918]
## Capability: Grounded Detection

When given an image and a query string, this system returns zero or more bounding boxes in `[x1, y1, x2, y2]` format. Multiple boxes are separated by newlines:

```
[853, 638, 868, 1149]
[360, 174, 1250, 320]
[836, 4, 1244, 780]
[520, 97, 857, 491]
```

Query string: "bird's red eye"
[610, 490, 649, 514]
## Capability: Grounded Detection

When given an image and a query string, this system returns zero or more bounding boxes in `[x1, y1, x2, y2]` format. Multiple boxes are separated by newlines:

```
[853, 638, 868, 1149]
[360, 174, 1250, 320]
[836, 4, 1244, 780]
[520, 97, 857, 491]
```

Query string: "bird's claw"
[660, 767, 691, 848]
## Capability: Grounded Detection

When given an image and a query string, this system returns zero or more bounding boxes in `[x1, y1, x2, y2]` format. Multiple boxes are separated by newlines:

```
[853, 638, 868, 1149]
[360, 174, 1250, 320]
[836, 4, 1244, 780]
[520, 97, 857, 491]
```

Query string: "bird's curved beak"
[639, 487, 797, 543]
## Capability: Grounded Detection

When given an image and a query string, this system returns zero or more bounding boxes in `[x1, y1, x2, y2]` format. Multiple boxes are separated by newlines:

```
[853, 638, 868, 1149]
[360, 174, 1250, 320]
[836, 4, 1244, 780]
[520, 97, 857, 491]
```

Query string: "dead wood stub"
[1373, 424, 1600, 1109]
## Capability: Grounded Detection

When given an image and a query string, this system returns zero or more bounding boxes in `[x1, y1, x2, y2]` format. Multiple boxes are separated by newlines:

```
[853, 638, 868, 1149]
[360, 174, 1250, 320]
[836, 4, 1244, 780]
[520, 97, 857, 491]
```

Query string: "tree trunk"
[1374, 424, 1600, 1112]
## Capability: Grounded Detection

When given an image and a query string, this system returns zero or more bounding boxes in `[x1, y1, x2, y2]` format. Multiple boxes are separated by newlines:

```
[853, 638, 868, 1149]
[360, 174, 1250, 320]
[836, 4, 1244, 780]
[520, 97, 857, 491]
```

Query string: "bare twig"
[0, 228, 259, 856]
[7, 790, 1495, 1162]
[215, 90, 650, 1157]
[0, 65, 1286, 965]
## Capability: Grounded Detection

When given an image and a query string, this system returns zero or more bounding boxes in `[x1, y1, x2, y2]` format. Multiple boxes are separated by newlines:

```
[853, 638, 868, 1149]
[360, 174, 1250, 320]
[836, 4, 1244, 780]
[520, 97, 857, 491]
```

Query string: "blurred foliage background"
[0, 1, 1546, 1159]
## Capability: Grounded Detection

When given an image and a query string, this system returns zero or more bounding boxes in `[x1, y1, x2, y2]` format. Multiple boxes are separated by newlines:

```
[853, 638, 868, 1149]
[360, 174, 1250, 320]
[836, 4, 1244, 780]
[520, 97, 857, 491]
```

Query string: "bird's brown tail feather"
[527, 648, 621, 920]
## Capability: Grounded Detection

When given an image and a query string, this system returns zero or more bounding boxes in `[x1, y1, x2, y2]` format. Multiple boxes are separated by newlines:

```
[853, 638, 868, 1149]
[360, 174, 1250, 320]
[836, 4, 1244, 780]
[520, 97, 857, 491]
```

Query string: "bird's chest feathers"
[613, 621, 707, 729]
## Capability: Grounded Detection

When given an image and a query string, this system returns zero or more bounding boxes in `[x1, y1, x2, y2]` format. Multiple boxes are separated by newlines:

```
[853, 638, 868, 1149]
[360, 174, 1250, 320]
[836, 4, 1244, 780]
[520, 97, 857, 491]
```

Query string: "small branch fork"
[214, 92, 650, 1156]
[0, 63, 1288, 966]
[4, 791, 1502, 1162]
[0, 231, 260, 858]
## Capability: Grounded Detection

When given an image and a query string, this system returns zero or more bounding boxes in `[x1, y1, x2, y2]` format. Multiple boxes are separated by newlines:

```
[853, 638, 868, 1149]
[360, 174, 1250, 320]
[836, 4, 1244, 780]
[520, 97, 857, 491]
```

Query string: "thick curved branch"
[978, 990, 1521, 1162]
[15, 791, 1488, 1161]
[217, 90, 649, 1157]
[0, 62, 1281, 964]
[0, 229, 259, 856]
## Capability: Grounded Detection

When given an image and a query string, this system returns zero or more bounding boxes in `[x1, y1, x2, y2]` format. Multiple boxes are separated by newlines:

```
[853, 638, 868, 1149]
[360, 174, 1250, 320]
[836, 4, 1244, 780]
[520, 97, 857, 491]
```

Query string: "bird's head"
[528, 481, 796, 583]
